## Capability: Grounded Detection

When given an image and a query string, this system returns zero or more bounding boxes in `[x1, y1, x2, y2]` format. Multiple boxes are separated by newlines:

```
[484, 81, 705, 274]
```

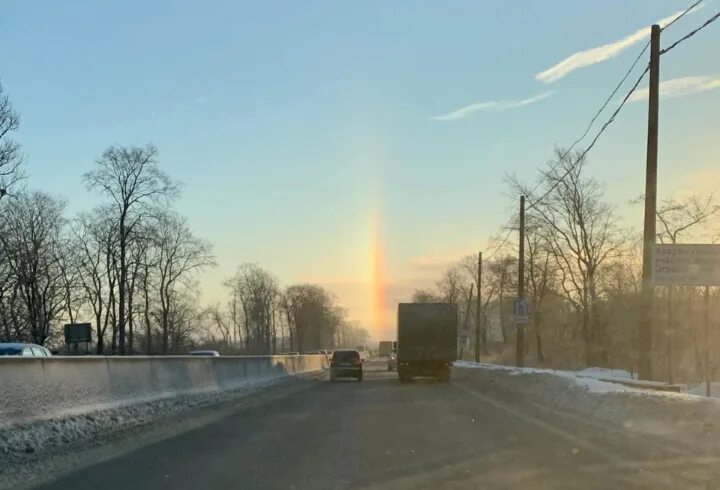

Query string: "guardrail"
[0, 355, 327, 428]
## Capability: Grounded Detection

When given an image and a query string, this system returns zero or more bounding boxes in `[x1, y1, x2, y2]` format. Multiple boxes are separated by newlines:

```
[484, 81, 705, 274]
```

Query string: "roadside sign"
[513, 298, 529, 324]
[64, 323, 92, 344]
[653, 244, 720, 286]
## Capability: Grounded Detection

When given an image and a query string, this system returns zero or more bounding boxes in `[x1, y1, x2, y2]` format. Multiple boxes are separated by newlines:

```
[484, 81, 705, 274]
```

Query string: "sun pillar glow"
[370, 213, 388, 339]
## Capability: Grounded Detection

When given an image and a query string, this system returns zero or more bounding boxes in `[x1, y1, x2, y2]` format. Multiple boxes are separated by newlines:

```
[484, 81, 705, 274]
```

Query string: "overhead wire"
[525, 39, 650, 202]
[661, 9, 720, 54]
[526, 63, 650, 211]
[482, 1, 719, 258]
[661, 0, 704, 31]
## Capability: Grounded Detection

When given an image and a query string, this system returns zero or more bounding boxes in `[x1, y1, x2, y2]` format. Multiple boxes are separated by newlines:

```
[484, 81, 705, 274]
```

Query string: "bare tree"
[207, 303, 232, 345]
[72, 210, 117, 353]
[513, 149, 623, 365]
[56, 238, 83, 325]
[460, 254, 499, 346]
[154, 212, 215, 353]
[411, 288, 440, 303]
[524, 216, 558, 362]
[488, 255, 517, 344]
[84, 144, 178, 354]
[0, 192, 67, 345]
[226, 264, 279, 354]
[0, 83, 25, 199]
[655, 194, 719, 245]
[281, 284, 340, 353]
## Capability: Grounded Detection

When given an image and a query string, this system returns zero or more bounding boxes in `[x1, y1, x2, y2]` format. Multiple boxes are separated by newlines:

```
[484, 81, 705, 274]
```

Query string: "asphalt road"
[35, 361, 720, 490]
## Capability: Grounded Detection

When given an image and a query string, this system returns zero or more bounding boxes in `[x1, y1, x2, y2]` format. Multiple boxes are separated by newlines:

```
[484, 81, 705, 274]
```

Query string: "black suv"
[330, 349, 363, 381]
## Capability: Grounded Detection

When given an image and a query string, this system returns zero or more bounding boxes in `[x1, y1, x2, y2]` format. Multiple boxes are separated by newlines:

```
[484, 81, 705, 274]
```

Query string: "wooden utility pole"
[705, 286, 711, 397]
[667, 287, 674, 385]
[639, 24, 660, 380]
[475, 252, 482, 362]
[517, 196, 526, 367]
[459, 284, 474, 359]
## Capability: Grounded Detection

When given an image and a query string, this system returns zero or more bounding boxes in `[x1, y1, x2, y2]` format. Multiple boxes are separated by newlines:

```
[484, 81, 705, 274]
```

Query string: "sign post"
[64, 323, 93, 354]
[513, 298, 529, 325]
[653, 244, 720, 396]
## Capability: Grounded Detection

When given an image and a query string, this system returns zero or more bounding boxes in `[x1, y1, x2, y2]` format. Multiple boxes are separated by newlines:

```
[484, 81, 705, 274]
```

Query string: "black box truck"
[397, 303, 457, 382]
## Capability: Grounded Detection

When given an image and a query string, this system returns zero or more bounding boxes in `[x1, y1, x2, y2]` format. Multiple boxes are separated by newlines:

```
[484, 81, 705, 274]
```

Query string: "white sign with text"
[653, 244, 720, 286]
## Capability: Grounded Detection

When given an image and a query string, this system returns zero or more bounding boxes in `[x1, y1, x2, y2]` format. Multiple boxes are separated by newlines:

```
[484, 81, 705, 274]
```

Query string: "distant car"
[0, 342, 52, 357]
[189, 350, 220, 357]
[388, 351, 397, 371]
[330, 349, 363, 381]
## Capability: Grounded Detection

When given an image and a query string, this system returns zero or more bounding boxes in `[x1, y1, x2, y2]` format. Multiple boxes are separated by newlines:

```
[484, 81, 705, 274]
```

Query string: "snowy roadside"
[0, 374, 319, 490]
[453, 361, 720, 448]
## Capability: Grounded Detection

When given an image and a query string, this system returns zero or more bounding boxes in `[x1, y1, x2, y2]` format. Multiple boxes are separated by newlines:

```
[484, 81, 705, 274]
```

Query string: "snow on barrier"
[0, 355, 327, 428]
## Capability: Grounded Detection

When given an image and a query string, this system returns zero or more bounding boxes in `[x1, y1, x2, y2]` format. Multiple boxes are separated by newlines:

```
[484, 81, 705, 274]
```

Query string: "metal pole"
[639, 24, 660, 380]
[705, 286, 710, 397]
[475, 252, 482, 362]
[517, 196, 526, 367]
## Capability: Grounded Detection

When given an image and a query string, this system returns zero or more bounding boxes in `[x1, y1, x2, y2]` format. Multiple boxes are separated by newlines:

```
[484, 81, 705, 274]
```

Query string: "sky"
[1, 0, 719, 341]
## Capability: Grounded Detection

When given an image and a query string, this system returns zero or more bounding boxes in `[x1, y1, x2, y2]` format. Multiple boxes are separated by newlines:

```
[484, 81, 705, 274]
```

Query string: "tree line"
[0, 83, 367, 354]
[415, 148, 720, 381]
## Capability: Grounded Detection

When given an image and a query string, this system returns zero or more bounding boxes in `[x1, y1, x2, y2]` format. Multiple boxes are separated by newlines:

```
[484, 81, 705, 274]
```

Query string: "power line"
[484, 33, 651, 258]
[527, 6, 719, 211]
[526, 62, 650, 212]
[661, 0, 704, 32]
[661, 10, 720, 54]
[484, 214, 518, 261]
[525, 40, 650, 200]
[484, 4, 718, 258]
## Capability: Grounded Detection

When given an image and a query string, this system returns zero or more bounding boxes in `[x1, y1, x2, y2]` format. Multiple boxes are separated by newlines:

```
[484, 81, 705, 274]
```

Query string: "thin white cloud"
[628, 75, 720, 102]
[536, 4, 704, 83]
[432, 91, 555, 121]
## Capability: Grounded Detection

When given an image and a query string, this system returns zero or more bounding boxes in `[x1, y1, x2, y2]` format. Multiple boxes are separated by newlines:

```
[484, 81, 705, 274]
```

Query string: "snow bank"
[453, 361, 720, 447]
[0, 355, 326, 480]
[454, 361, 656, 394]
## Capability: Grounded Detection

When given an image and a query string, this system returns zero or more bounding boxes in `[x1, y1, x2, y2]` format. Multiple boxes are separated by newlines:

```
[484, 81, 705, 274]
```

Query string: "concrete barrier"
[0, 355, 327, 428]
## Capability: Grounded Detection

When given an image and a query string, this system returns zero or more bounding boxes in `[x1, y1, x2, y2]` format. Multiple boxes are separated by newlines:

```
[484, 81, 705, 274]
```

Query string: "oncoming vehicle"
[330, 349, 363, 381]
[189, 350, 221, 357]
[0, 342, 52, 357]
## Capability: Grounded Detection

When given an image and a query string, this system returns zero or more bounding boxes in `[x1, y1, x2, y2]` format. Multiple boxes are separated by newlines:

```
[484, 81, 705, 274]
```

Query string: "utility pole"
[667, 287, 674, 385]
[475, 251, 482, 362]
[639, 24, 660, 380]
[705, 286, 710, 397]
[517, 196, 526, 367]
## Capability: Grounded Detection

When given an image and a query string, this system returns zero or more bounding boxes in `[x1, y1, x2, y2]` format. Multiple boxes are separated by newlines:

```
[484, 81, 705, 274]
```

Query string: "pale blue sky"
[2, 1, 719, 335]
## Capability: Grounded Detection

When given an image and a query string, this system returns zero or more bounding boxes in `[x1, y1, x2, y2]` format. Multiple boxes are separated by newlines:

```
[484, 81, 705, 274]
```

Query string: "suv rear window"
[332, 351, 359, 362]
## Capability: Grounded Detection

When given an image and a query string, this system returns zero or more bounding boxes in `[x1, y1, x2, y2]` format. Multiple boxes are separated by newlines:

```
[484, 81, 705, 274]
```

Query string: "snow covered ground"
[453, 361, 720, 452]
[0, 376, 306, 486]
[454, 361, 640, 394]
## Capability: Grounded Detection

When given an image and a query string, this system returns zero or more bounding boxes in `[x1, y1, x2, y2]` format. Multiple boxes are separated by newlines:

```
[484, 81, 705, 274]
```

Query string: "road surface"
[34, 360, 720, 489]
